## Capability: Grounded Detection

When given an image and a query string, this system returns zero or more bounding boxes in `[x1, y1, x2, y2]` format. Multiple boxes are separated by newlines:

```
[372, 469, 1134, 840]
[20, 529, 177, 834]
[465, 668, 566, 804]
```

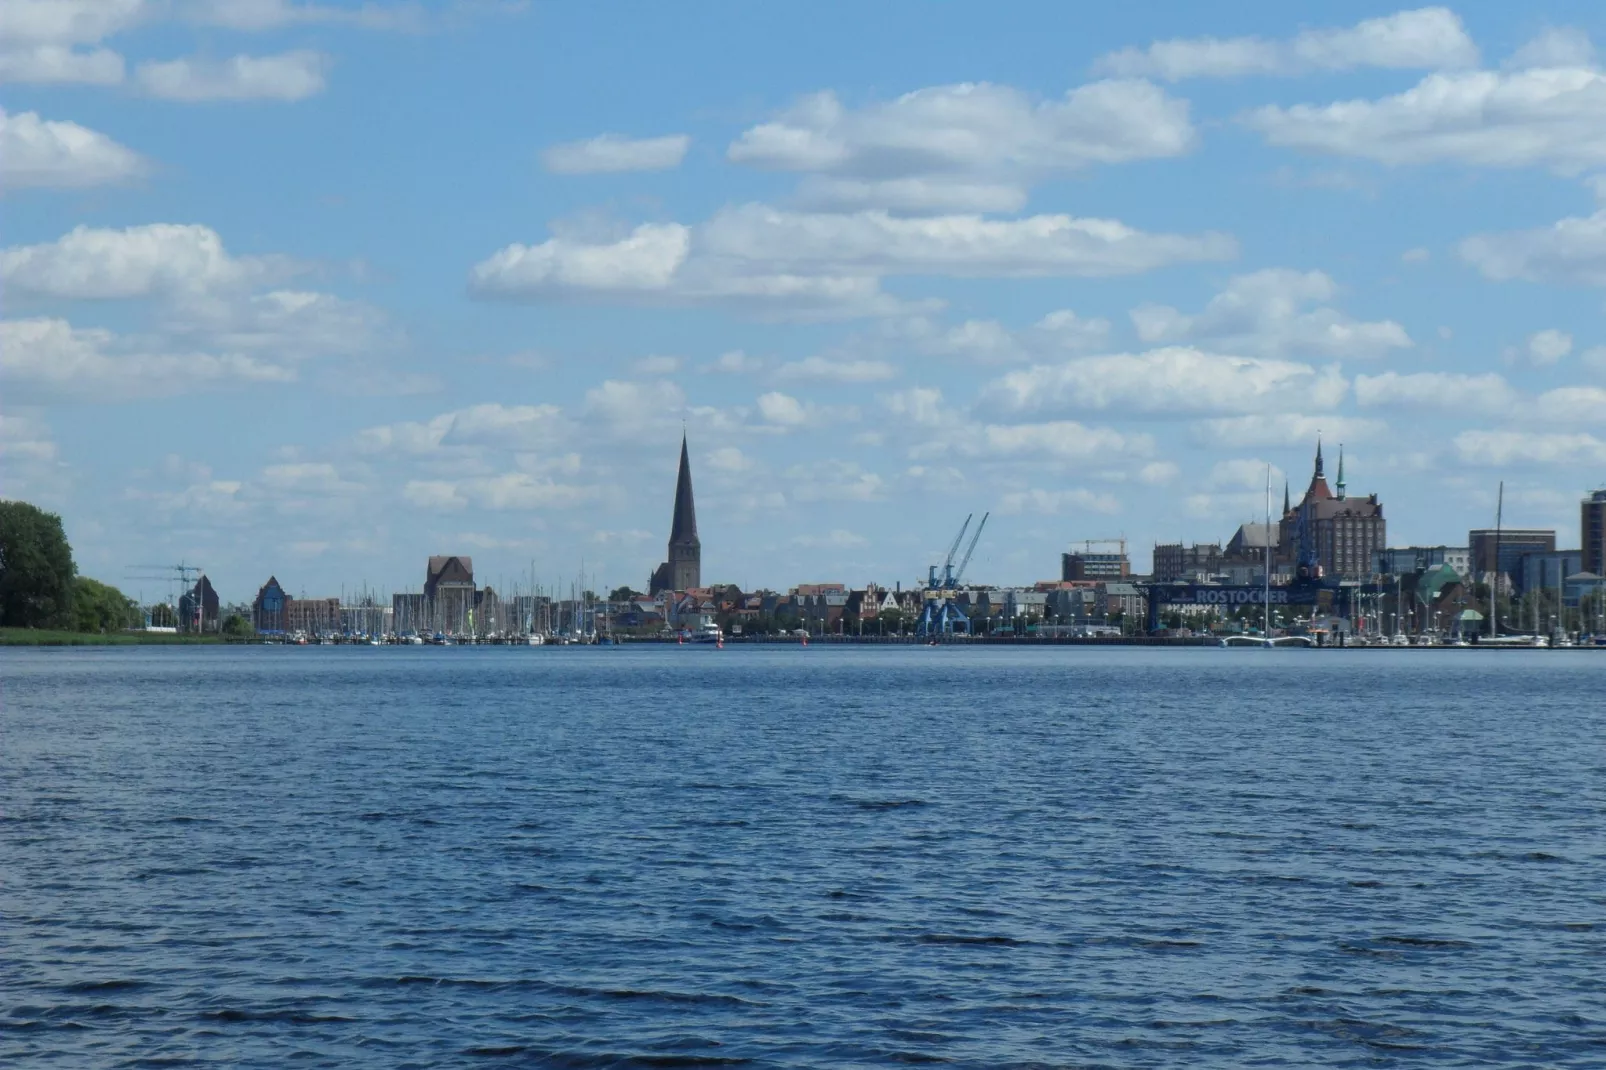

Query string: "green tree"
[149, 603, 177, 628]
[222, 613, 255, 638]
[608, 586, 642, 603]
[0, 501, 76, 628]
[71, 577, 140, 633]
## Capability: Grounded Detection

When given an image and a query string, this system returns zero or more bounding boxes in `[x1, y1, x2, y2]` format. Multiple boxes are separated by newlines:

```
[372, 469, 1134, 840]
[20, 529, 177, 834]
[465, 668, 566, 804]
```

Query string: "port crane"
[917, 512, 988, 637]
[124, 562, 204, 629]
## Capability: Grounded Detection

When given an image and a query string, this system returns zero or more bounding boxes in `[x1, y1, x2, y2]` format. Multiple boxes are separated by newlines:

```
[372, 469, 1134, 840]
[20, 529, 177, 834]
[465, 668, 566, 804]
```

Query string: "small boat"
[526, 633, 546, 646]
[692, 621, 723, 644]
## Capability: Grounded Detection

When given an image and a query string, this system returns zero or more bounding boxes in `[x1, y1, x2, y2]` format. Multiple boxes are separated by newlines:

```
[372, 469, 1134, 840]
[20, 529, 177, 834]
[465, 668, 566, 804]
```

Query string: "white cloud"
[1401, 246, 1431, 263]
[982, 348, 1348, 417]
[727, 79, 1194, 213]
[1505, 27, 1596, 70]
[0, 44, 124, 84]
[1454, 429, 1606, 466]
[1193, 413, 1388, 447]
[542, 133, 690, 174]
[632, 354, 682, 375]
[955, 421, 1153, 461]
[1353, 370, 1515, 413]
[404, 472, 598, 513]
[1, 316, 295, 401]
[706, 446, 753, 473]
[774, 356, 896, 383]
[881, 386, 946, 427]
[1534, 385, 1606, 425]
[785, 459, 886, 501]
[1130, 269, 1411, 359]
[134, 51, 329, 101]
[0, 107, 144, 188]
[0, 0, 138, 84]
[757, 391, 808, 426]
[1246, 67, 1606, 171]
[259, 461, 360, 495]
[1095, 8, 1478, 80]
[0, 223, 290, 299]
[1526, 328, 1573, 365]
[702, 349, 763, 374]
[792, 529, 869, 548]
[888, 308, 1111, 364]
[1460, 211, 1606, 285]
[1207, 458, 1287, 491]
[1138, 461, 1180, 485]
[470, 207, 1228, 319]
[998, 487, 1121, 515]
[698, 205, 1235, 278]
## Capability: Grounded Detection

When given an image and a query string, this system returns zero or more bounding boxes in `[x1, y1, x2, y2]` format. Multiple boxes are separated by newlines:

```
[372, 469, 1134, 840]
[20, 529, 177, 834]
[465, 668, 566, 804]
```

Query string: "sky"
[4, 1, 1606, 603]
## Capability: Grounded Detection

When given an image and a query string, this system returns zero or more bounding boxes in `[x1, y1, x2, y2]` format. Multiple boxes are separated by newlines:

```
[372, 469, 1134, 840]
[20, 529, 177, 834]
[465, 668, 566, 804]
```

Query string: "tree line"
[0, 501, 143, 632]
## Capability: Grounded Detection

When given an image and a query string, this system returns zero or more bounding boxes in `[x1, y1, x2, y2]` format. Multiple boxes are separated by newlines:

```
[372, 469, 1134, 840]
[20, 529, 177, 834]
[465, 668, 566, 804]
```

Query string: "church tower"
[650, 435, 701, 594]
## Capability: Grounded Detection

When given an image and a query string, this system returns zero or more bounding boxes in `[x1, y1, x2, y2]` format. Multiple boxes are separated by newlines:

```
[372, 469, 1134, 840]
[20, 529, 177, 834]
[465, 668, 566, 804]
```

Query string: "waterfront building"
[1375, 546, 1471, 578]
[285, 596, 341, 634]
[1515, 550, 1582, 598]
[252, 576, 289, 634]
[425, 555, 477, 630]
[1224, 522, 1279, 568]
[1584, 490, 1606, 577]
[1280, 441, 1387, 581]
[1061, 547, 1130, 581]
[650, 435, 701, 596]
[1152, 542, 1223, 582]
[1469, 528, 1555, 579]
[179, 574, 219, 632]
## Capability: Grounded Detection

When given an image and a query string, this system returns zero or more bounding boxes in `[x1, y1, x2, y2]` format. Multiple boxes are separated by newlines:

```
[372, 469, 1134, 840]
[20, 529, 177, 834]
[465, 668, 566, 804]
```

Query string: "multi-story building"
[1375, 546, 1471, 578]
[252, 576, 289, 634]
[1469, 528, 1555, 578]
[1584, 490, 1606, 577]
[285, 596, 341, 634]
[1152, 542, 1222, 582]
[1281, 441, 1386, 581]
[1061, 549, 1129, 581]
[1515, 550, 1583, 598]
[179, 574, 219, 632]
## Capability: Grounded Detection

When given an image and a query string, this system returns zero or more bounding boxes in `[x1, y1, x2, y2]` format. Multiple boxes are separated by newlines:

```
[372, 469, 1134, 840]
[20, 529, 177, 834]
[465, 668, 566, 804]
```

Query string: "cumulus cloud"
[982, 348, 1348, 417]
[1094, 7, 1478, 80]
[1130, 269, 1411, 359]
[542, 133, 690, 174]
[470, 207, 1229, 318]
[756, 391, 808, 426]
[134, 51, 329, 101]
[1460, 211, 1606, 285]
[950, 420, 1153, 462]
[1246, 67, 1606, 171]
[785, 459, 886, 502]
[404, 472, 599, 512]
[0, 107, 144, 188]
[1534, 384, 1606, 425]
[791, 529, 869, 548]
[727, 79, 1194, 213]
[998, 487, 1122, 515]
[1524, 328, 1573, 365]
[0, 223, 293, 299]
[1, 316, 295, 401]
[879, 309, 1112, 365]
[1454, 429, 1606, 466]
[1353, 370, 1516, 413]
[1193, 413, 1388, 447]
[774, 356, 896, 383]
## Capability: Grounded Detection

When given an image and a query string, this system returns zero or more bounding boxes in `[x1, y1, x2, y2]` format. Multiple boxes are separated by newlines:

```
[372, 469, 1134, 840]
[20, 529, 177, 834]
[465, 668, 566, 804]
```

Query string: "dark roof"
[670, 434, 698, 545]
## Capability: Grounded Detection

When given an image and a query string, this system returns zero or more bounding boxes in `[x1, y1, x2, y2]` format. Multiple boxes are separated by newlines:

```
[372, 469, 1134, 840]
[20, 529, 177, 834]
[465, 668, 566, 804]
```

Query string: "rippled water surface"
[3, 646, 1604, 1067]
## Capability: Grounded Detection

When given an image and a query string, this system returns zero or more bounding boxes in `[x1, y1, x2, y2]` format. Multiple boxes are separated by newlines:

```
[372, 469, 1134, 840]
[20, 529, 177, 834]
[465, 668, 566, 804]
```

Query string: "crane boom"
[953, 512, 988, 587]
[941, 514, 971, 586]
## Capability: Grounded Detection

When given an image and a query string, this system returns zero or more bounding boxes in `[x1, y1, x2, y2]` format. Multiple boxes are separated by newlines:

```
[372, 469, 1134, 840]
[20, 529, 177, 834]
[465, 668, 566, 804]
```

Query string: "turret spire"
[670, 433, 698, 544]
[1336, 444, 1346, 501]
[1314, 436, 1324, 479]
[1283, 481, 1290, 516]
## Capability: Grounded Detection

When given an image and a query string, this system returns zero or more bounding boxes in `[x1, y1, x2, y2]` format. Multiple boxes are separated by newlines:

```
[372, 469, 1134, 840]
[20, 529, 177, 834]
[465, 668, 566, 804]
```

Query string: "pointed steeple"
[1283, 481, 1291, 516]
[1314, 436, 1324, 479]
[670, 433, 699, 546]
[1336, 444, 1346, 501]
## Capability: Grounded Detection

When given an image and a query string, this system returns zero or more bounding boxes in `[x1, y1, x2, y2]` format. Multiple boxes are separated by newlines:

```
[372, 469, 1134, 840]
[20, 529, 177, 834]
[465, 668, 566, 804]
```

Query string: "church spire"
[1283, 480, 1290, 516]
[1314, 436, 1324, 479]
[670, 433, 698, 545]
[1336, 444, 1346, 501]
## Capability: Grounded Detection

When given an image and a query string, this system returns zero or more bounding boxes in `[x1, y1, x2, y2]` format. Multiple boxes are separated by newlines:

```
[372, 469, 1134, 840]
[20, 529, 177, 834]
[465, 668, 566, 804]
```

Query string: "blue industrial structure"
[917, 513, 988, 637]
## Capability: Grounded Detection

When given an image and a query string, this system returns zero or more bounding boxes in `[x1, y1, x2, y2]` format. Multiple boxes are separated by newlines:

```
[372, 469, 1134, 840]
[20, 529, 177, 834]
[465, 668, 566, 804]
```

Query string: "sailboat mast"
[1264, 465, 1272, 642]
[1492, 481, 1503, 637]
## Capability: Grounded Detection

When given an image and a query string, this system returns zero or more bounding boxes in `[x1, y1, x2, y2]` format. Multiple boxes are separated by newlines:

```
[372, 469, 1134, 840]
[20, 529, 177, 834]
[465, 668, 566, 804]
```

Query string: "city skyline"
[6, 2, 1606, 596]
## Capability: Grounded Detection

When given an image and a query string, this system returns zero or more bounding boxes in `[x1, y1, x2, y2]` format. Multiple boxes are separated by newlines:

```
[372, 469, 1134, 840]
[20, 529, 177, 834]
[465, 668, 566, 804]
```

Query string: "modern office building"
[1375, 546, 1471, 578]
[1515, 550, 1583, 598]
[1061, 551, 1130, 581]
[1584, 490, 1606, 577]
[1469, 528, 1555, 578]
[1151, 542, 1223, 582]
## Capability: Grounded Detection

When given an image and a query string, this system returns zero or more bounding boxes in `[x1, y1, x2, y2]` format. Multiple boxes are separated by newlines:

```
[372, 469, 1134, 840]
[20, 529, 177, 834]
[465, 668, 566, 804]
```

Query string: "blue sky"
[5, 1, 1606, 602]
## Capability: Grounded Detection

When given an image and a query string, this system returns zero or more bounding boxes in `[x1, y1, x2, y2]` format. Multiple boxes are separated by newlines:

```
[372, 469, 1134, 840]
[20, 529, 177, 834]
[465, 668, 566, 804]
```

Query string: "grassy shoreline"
[0, 628, 228, 647]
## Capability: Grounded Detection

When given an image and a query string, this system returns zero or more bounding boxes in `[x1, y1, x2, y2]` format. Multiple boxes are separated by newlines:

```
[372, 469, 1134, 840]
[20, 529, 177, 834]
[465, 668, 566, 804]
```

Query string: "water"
[3, 646, 1603, 1068]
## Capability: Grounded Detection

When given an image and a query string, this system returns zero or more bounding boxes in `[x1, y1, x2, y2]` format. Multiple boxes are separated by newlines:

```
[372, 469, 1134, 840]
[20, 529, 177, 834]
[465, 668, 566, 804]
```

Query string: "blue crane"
[917, 512, 989, 637]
